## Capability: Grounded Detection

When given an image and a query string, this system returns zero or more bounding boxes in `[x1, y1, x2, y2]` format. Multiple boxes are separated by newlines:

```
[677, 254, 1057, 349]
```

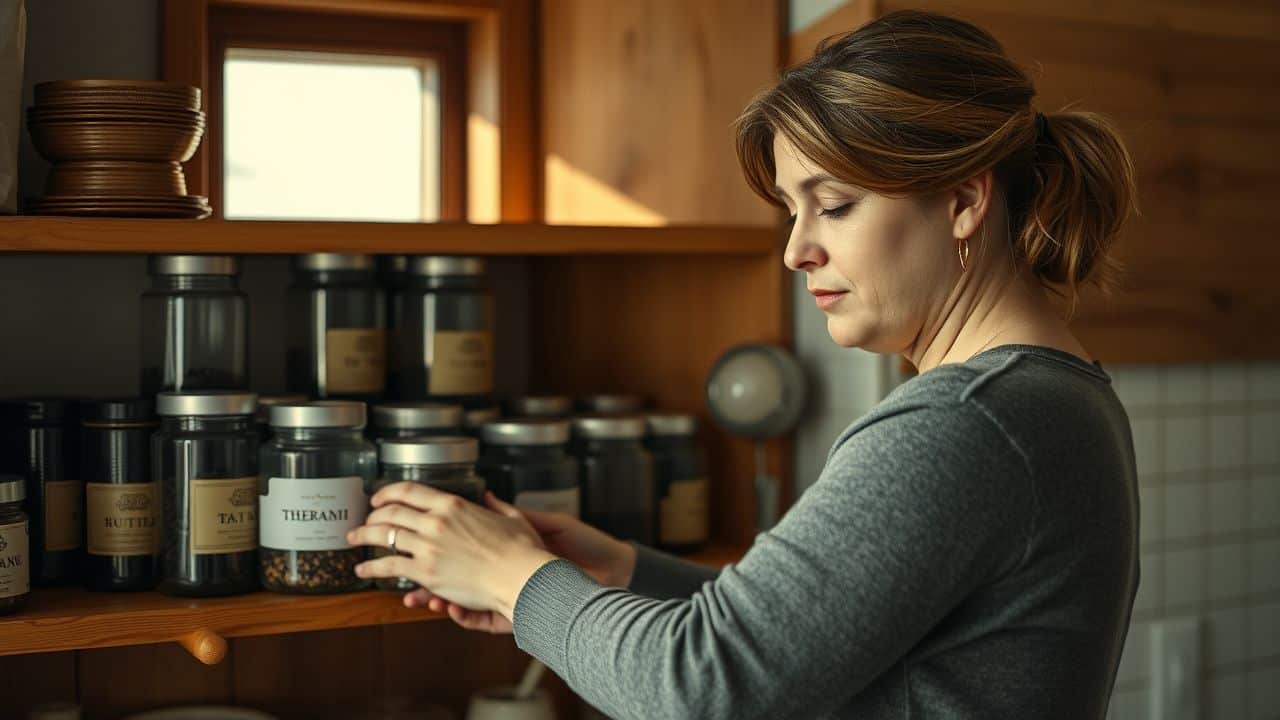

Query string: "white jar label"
[514, 487, 580, 518]
[0, 520, 30, 599]
[260, 476, 368, 551]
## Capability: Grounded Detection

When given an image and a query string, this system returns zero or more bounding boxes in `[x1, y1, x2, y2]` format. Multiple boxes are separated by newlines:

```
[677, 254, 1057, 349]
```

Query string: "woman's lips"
[811, 290, 848, 310]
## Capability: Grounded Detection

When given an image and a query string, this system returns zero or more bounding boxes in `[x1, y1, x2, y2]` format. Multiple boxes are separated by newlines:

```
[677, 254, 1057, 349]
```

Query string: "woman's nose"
[783, 221, 827, 272]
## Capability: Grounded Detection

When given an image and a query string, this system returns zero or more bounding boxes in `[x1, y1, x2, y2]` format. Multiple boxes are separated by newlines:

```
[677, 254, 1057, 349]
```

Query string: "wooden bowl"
[46, 161, 187, 197]
[34, 80, 200, 112]
[28, 106, 205, 126]
[28, 120, 204, 162]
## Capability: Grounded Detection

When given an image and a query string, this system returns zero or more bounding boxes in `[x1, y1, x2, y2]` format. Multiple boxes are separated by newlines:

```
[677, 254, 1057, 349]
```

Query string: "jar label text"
[191, 476, 258, 555]
[260, 476, 368, 551]
[0, 520, 29, 599]
[87, 482, 159, 557]
[45, 480, 83, 552]
[326, 328, 387, 395]
[660, 477, 709, 545]
[428, 330, 493, 395]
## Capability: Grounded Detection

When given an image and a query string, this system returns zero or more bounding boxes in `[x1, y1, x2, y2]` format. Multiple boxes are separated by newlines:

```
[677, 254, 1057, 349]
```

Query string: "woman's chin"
[825, 317, 872, 350]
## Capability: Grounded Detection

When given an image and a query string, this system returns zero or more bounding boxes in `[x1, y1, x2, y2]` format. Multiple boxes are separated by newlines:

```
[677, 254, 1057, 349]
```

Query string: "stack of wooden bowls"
[25, 80, 211, 218]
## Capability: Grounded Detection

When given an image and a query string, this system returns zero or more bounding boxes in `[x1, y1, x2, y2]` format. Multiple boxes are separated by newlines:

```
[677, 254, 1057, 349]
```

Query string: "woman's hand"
[519, 506, 637, 588]
[347, 485, 557, 623]
[404, 503, 639, 632]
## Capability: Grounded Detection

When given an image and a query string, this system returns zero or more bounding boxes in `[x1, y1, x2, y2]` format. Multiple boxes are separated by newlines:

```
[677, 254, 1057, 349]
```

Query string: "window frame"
[206, 4, 470, 221]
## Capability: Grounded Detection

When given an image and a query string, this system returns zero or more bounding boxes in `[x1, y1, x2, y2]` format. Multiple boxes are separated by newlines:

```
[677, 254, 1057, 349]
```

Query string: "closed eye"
[819, 203, 854, 219]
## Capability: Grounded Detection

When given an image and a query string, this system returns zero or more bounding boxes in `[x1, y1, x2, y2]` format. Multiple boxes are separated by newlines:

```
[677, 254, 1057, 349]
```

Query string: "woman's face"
[773, 133, 957, 354]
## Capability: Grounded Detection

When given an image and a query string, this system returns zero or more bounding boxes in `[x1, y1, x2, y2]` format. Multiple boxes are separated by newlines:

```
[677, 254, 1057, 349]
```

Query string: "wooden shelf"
[0, 217, 778, 255]
[0, 542, 743, 662]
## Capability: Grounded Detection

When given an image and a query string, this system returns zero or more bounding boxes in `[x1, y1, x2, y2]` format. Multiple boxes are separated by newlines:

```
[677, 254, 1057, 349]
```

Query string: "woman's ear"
[950, 169, 994, 240]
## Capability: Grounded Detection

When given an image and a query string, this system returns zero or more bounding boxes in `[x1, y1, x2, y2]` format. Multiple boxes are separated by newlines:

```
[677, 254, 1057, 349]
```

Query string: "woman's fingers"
[372, 481, 468, 514]
[347, 523, 426, 556]
[520, 505, 571, 532]
[354, 552, 421, 582]
[483, 491, 523, 519]
[364, 504, 445, 538]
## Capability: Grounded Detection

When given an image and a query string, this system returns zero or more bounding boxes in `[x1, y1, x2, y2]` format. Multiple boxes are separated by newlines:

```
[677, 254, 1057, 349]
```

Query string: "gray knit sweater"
[513, 344, 1139, 719]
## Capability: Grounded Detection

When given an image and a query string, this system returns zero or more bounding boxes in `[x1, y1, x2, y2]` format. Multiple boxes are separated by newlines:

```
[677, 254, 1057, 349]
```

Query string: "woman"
[349, 10, 1139, 719]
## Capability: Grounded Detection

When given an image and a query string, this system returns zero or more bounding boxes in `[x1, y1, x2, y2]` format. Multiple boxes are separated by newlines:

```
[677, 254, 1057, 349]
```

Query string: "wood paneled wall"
[540, 0, 782, 226]
[791, 0, 1280, 363]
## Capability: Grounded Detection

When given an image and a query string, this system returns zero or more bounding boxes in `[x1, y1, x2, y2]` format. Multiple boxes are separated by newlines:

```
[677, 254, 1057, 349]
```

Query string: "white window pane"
[223, 50, 439, 222]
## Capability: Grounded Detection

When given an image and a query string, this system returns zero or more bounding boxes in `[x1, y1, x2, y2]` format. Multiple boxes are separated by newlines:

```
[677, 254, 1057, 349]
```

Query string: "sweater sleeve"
[626, 542, 720, 599]
[512, 403, 1034, 720]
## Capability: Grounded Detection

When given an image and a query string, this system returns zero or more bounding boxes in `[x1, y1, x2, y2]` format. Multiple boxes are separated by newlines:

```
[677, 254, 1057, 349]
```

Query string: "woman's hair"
[735, 10, 1138, 312]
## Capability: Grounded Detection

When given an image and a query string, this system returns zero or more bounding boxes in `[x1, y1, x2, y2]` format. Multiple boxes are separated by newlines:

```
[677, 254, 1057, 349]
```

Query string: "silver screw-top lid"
[269, 401, 366, 429]
[571, 415, 647, 440]
[579, 394, 644, 415]
[149, 255, 238, 276]
[464, 406, 501, 428]
[379, 436, 478, 465]
[647, 413, 697, 436]
[156, 391, 257, 417]
[295, 253, 375, 272]
[410, 255, 486, 277]
[255, 394, 309, 423]
[372, 403, 463, 430]
[482, 419, 571, 446]
[508, 395, 572, 418]
[0, 474, 25, 503]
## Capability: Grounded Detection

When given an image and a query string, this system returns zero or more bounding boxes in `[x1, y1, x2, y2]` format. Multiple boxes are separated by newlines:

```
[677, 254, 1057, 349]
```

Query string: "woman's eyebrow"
[774, 173, 841, 201]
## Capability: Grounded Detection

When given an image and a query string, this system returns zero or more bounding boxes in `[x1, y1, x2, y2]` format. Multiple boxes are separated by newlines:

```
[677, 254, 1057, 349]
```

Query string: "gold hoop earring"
[958, 238, 971, 273]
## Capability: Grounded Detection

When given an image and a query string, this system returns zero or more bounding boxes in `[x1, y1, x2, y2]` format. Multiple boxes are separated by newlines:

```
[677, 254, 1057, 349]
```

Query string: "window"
[207, 6, 468, 221]
[223, 50, 440, 222]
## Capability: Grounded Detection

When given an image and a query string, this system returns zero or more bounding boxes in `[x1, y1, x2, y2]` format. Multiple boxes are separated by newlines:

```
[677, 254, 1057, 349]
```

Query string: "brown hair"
[735, 10, 1138, 313]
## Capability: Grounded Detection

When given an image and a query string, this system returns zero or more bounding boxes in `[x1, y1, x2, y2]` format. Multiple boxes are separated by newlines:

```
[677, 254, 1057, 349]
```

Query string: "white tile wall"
[1109, 362, 1280, 720]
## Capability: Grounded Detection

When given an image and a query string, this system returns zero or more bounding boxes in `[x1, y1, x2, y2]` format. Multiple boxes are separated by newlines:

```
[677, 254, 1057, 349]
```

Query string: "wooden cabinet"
[541, 0, 782, 226]
[0, 218, 788, 718]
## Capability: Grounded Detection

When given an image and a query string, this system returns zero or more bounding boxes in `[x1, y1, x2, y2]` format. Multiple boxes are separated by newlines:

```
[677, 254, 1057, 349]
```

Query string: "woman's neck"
[906, 263, 1089, 374]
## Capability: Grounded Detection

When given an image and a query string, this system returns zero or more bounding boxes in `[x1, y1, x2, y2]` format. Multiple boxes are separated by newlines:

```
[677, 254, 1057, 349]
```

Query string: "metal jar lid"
[508, 395, 572, 418]
[373, 403, 463, 430]
[0, 474, 25, 503]
[269, 401, 366, 429]
[149, 255, 238, 276]
[410, 256, 486, 277]
[82, 397, 155, 426]
[578, 394, 644, 415]
[255, 394, 310, 424]
[379, 436, 478, 465]
[571, 415, 647, 440]
[647, 413, 697, 436]
[464, 406, 501, 429]
[482, 419, 571, 446]
[295, 253, 375, 272]
[156, 391, 257, 417]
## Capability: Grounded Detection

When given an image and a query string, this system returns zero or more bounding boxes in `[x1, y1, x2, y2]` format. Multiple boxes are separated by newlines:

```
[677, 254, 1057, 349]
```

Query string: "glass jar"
[369, 403, 463, 441]
[81, 398, 159, 592]
[140, 255, 249, 396]
[571, 416, 655, 544]
[378, 254, 409, 326]
[154, 391, 259, 597]
[478, 420, 579, 516]
[287, 254, 387, 402]
[372, 436, 484, 591]
[507, 396, 571, 419]
[646, 414, 709, 553]
[577, 394, 644, 416]
[389, 256, 494, 407]
[0, 399, 81, 585]
[254, 394, 309, 443]
[0, 474, 29, 615]
[259, 401, 375, 594]
[463, 406, 500, 439]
